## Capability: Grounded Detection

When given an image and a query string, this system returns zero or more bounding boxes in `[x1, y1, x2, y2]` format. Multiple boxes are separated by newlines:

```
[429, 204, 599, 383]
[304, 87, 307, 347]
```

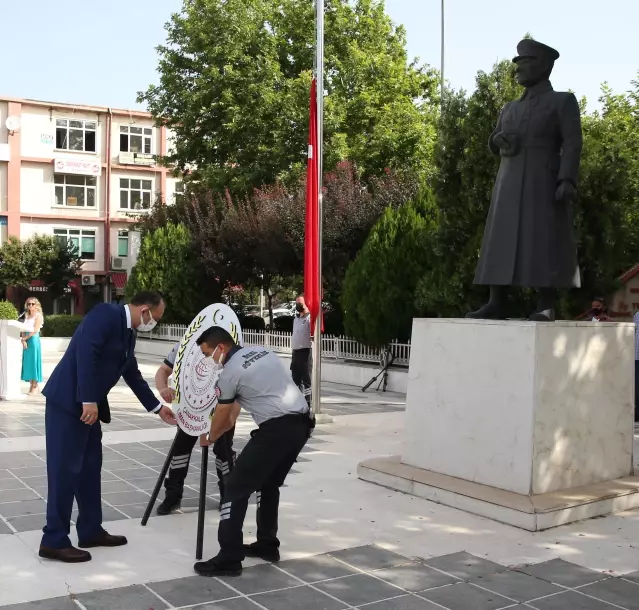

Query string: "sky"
[1, 0, 637, 113]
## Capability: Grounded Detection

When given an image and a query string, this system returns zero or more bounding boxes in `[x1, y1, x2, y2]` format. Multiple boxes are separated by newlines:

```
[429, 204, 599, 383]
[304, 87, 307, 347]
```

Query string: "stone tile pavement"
[0, 428, 322, 532]
[4, 545, 639, 609]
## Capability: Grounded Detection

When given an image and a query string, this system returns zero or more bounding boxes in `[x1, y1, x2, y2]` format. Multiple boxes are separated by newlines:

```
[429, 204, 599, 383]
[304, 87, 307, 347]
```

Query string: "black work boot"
[243, 542, 280, 562]
[466, 286, 509, 319]
[157, 490, 182, 515]
[528, 288, 556, 322]
[194, 555, 242, 577]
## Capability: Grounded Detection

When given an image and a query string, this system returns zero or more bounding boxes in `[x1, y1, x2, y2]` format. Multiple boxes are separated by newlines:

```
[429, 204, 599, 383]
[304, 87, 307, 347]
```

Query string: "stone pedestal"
[358, 319, 639, 530]
[0, 320, 30, 400]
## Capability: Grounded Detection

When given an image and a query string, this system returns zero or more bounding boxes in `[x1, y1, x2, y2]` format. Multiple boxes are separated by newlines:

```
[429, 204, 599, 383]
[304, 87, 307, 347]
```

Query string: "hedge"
[237, 315, 266, 331]
[273, 315, 294, 332]
[40, 314, 83, 337]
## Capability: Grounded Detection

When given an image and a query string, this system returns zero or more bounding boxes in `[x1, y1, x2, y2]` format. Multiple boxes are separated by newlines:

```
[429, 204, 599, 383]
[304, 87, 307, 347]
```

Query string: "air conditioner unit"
[81, 274, 96, 286]
[111, 257, 126, 270]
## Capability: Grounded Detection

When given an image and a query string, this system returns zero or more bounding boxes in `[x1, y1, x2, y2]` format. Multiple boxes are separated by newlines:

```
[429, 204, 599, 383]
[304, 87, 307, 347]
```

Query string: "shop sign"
[54, 158, 101, 176]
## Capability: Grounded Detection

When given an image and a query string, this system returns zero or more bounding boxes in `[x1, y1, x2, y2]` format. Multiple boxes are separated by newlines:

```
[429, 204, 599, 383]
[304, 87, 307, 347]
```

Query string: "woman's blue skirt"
[21, 334, 43, 383]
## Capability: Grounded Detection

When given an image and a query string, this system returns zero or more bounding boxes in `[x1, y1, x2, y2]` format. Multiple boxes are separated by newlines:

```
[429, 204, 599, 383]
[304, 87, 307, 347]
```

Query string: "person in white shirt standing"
[634, 310, 639, 423]
[290, 295, 312, 407]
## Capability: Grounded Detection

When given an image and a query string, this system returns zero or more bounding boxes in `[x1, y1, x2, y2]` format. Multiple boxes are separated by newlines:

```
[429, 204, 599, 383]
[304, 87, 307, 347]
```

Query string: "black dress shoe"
[78, 531, 128, 548]
[194, 557, 242, 577]
[39, 545, 92, 563]
[157, 495, 182, 516]
[243, 542, 280, 562]
[465, 301, 508, 320]
[528, 308, 555, 322]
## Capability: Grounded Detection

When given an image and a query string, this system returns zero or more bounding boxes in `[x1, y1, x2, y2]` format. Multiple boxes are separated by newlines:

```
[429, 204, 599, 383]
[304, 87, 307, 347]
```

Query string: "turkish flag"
[304, 78, 323, 333]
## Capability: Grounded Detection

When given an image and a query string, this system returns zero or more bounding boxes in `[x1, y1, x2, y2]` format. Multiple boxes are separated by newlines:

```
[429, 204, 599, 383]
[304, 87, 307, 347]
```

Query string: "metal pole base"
[195, 445, 209, 560]
[141, 432, 179, 526]
[314, 412, 333, 424]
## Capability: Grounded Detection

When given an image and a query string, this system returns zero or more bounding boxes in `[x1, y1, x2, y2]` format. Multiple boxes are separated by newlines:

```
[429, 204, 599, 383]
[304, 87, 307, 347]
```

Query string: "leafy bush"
[238, 315, 266, 332]
[273, 315, 294, 332]
[40, 315, 83, 337]
[342, 193, 437, 347]
[323, 308, 345, 336]
[0, 301, 18, 320]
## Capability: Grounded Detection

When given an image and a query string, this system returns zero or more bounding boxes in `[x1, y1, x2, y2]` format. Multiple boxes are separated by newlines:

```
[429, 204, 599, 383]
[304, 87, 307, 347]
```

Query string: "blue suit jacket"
[43, 303, 158, 417]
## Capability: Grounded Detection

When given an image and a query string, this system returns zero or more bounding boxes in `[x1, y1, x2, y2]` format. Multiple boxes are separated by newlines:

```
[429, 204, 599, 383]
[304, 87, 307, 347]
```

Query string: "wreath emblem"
[182, 348, 221, 413]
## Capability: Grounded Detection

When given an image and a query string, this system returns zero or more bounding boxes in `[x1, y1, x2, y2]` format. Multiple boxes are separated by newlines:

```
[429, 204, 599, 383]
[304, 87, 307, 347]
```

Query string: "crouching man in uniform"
[154, 342, 237, 514]
[193, 325, 314, 577]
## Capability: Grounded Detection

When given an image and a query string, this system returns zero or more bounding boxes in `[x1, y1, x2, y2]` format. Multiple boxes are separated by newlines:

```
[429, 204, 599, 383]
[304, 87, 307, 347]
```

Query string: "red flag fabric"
[304, 78, 322, 333]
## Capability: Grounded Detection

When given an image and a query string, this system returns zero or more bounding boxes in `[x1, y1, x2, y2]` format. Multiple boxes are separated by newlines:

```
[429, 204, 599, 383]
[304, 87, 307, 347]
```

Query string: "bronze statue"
[467, 39, 583, 322]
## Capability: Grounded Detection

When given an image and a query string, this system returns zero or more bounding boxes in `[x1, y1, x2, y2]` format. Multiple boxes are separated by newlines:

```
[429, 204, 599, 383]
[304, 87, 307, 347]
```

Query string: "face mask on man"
[137, 309, 157, 333]
[592, 308, 602, 317]
[210, 345, 225, 371]
[295, 303, 305, 313]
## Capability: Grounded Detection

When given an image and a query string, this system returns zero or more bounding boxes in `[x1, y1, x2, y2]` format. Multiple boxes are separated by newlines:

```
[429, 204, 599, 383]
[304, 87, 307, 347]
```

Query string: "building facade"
[0, 96, 180, 314]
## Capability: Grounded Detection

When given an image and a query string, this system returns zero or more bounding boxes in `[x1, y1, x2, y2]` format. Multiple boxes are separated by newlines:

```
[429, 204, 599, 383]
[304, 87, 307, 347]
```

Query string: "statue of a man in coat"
[466, 39, 583, 322]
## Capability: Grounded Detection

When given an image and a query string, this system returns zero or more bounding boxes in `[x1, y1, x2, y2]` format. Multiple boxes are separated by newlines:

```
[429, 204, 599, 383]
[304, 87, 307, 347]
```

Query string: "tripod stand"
[362, 348, 394, 393]
[141, 429, 235, 560]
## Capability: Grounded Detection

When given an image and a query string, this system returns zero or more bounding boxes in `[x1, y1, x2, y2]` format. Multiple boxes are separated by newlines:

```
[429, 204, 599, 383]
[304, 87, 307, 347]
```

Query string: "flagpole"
[312, 0, 325, 419]
[440, 0, 445, 108]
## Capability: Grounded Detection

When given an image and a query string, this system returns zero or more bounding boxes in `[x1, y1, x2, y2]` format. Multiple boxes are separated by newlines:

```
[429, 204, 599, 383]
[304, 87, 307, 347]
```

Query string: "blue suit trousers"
[41, 401, 105, 549]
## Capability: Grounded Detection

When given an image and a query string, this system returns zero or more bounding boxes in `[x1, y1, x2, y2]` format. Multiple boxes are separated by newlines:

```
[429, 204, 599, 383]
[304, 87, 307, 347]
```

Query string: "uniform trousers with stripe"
[164, 426, 236, 499]
[291, 348, 312, 407]
[217, 413, 311, 563]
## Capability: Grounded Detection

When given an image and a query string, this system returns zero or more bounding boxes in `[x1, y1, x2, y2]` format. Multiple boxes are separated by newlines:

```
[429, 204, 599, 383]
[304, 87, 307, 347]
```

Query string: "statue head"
[513, 39, 559, 87]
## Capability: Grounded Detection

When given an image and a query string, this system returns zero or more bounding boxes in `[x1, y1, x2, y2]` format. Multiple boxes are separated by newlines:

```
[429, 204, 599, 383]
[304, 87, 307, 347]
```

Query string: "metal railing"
[147, 324, 411, 367]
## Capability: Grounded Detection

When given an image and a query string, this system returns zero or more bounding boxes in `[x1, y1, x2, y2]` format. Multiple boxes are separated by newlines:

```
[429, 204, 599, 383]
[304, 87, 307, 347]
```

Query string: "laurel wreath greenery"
[173, 314, 205, 405]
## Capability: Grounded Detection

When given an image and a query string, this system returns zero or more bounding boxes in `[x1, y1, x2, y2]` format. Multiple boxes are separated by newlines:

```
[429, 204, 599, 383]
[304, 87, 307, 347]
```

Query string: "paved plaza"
[2, 352, 639, 609]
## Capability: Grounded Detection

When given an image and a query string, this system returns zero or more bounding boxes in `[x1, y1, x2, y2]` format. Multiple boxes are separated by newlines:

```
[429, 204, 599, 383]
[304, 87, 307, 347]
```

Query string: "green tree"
[185, 162, 418, 315]
[342, 192, 436, 347]
[126, 223, 222, 322]
[565, 82, 639, 312]
[138, 0, 437, 195]
[29, 235, 82, 300]
[0, 237, 31, 289]
[0, 235, 81, 302]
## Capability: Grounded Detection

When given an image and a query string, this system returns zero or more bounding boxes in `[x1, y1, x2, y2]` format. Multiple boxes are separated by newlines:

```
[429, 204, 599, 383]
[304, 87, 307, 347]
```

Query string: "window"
[119, 178, 152, 210]
[120, 126, 152, 154]
[174, 181, 185, 204]
[55, 119, 96, 152]
[54, 174, 96, 207]
[54, 228, 96, 260]
[118, 230, 129, 257]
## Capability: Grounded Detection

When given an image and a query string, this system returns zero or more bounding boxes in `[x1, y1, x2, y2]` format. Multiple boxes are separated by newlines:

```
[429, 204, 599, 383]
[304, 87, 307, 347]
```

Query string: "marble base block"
[359, 319, 637, 530]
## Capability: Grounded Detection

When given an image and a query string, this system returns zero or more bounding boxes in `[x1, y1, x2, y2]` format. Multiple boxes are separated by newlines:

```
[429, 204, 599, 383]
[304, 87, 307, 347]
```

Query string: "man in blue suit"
[39, 291, 177, 563]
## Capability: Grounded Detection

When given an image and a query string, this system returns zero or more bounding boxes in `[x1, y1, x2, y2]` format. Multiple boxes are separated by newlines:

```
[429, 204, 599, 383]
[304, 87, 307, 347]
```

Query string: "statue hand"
[555, 180, 576, 202]
[492, 131, 509, 149]
[493, 131, 519, 157]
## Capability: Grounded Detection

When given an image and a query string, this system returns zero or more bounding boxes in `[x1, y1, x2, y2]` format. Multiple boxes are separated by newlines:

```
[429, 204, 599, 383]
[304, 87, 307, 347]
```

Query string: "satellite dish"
[5, 116, 21, 133]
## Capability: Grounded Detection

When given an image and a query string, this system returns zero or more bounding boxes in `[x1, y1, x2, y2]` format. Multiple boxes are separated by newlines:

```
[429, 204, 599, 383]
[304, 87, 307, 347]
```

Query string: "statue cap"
[513, 39, 560, 63]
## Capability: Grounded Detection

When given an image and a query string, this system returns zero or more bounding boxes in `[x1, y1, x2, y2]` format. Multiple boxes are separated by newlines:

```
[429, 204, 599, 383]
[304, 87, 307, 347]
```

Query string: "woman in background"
[21, 297, 44, 395]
